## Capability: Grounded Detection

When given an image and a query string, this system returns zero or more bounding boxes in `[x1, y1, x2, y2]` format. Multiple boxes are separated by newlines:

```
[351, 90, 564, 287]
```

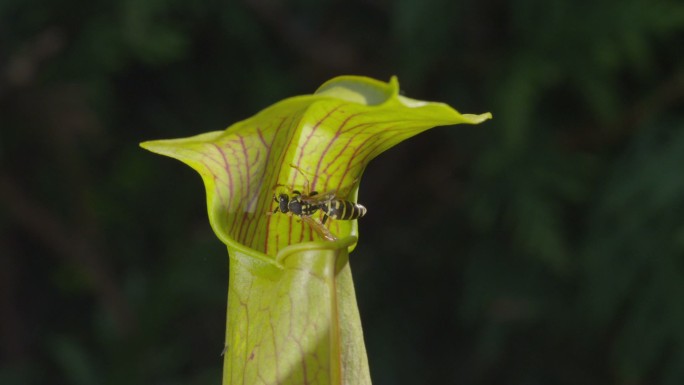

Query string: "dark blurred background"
[2, 0, 684, 384]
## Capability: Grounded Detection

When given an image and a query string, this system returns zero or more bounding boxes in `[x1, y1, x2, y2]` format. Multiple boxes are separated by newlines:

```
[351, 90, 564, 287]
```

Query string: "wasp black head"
[276, 193, 290, 213]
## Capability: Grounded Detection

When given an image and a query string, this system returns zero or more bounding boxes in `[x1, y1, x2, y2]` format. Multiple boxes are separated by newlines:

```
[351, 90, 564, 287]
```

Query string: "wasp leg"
[272, 183, 291, 192]
[321, 213, 329, 225]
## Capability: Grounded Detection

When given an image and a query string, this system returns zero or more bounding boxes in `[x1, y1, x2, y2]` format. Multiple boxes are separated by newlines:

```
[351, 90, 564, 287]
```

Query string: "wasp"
[268, 167, 367, 241]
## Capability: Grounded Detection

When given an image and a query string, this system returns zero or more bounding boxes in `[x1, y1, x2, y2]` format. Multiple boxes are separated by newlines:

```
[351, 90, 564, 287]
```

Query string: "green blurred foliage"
[1, 0, 684, 384]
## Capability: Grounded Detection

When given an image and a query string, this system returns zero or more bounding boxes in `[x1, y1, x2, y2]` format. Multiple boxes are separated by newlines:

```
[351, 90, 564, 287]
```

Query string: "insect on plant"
[267, 165, 367, 241]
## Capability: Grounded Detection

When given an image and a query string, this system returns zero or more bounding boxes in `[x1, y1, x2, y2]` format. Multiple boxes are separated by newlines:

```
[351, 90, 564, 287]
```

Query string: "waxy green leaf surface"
[141, 76, 491, 385]
[224, 237, 367, 385]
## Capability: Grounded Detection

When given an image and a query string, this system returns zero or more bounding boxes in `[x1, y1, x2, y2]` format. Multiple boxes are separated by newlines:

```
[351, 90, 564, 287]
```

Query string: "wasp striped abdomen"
[319, 199, 367, 224]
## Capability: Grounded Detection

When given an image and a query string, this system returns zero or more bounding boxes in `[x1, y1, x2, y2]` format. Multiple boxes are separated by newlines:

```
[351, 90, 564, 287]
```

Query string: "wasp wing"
[301, 216, 337, 242]
[299, 190, 338, 204]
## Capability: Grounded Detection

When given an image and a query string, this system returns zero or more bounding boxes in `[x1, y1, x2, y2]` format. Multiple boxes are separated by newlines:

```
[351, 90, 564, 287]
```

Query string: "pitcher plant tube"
[140, 75, 491, 385]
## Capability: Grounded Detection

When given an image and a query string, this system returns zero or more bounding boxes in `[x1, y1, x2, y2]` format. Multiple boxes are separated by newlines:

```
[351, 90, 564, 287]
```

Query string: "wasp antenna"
[272, 183, 297, 195]
[289, 163, 308, 174]
[289, 164, 310, 179]
[289, 164, 314, 194]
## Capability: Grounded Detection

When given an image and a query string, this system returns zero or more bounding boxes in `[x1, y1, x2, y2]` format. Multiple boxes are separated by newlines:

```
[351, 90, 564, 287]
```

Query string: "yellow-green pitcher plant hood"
[141, 75, 490, 385]
[141, 75, 491, 259]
